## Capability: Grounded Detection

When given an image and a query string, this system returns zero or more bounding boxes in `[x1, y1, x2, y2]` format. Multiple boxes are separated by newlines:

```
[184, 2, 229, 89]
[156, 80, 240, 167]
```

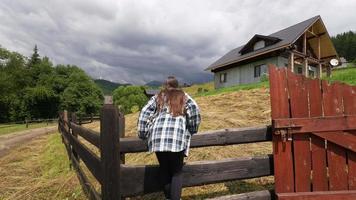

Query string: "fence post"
[120, 116, 125, 164]
[100, 104, 122, 200]
[63, 111, 69, 132]
[71, 113, 79, 161]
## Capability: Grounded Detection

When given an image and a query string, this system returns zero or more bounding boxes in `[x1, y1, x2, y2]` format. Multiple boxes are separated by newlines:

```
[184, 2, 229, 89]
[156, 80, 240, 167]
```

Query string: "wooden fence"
[58, 105, 275, 200]
[269, 64, 356, 199]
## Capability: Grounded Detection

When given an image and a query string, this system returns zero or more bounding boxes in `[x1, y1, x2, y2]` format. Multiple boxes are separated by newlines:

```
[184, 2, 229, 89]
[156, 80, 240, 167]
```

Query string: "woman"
[137, 76, 201, 200]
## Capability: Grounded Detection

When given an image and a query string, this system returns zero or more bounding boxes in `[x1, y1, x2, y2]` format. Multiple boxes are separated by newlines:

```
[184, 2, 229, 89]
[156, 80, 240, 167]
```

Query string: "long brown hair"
[157, 76, 186, 117]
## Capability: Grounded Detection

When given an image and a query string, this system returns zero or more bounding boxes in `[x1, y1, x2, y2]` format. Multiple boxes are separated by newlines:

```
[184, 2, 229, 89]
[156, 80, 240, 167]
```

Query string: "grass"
[183, 81, 269, 97]
[0, 133, 85, 200]
[0, 122, 56, 136]
[326, 66, 356, 85]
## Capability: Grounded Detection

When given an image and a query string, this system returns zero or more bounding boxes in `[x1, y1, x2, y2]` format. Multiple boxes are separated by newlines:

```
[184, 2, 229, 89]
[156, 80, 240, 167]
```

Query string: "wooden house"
[206, 15, 338, 88]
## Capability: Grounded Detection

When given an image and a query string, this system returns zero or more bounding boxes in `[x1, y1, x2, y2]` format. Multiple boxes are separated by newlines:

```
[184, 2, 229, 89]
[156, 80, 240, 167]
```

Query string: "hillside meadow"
[1, 67, 355, 199]
[0, 87, 273, 200]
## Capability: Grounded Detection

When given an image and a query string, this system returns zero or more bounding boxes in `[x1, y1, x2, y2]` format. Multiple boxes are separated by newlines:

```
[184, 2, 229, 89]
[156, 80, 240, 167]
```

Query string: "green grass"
[326, 66, 356, 85]
[194, 81, 269, 97]
[0, 122, 56, 136]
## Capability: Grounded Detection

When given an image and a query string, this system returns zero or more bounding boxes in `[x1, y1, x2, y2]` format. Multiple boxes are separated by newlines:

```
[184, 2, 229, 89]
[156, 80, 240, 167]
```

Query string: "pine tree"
[28, 45, 41, 67]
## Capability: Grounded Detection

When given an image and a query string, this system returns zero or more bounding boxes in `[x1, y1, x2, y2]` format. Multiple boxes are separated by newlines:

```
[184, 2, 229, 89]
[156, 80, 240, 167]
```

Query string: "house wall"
[214, 56, 289, 88]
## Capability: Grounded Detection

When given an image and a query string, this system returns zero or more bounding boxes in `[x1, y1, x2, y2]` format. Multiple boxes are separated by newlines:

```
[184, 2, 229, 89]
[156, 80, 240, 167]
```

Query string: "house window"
[309, 70, 315, 78]
[253, 40, 265, 51]
[220, 73, 227, 83]
[254, 65, 261, 77]
[254, 64, 267, 77]
[297, 67, 303, 74]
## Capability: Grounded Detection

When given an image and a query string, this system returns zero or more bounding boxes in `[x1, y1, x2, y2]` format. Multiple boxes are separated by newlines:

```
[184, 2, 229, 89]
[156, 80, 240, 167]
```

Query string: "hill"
[94, 79, 129, 95]
[145, 80, 163, 87]
[328, 66, 356, 85]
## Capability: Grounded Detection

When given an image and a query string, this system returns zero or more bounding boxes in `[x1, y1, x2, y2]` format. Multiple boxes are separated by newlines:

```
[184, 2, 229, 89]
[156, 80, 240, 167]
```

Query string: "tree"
[60, 70, 104, 117]
[112, 86, 148, 114]
[28, 45, 41, 68]
[331, 31, 356, 61]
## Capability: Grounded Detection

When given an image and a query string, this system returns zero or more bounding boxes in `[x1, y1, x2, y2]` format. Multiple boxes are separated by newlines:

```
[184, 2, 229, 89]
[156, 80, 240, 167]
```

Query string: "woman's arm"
[137, 95, 157, 139]
[185, 94, 201, 135]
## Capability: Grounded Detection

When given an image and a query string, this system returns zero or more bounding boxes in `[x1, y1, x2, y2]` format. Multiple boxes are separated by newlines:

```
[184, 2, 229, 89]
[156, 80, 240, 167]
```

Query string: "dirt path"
[0, 126, 57, 157]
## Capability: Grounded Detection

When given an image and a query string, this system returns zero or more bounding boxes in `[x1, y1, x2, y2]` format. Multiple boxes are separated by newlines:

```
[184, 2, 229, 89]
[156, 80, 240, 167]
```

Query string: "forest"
[0, 45, 104, 123]
[331, 30, 356, 62]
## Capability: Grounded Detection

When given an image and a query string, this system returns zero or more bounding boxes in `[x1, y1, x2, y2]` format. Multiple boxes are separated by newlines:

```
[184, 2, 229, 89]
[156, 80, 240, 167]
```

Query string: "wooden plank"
[70, 150, 101, 200]
[100, 104, 122, 200]
[268, 64, 294, 193]
[343, 85, 356, 115]
[277, 190, 356, 200]
[62, 127, 102, 184]
[348, 151, 356, 190]
[71, 122, 100, 148]
[322, 81, 343, 116]
[327, 142, 348, 190]
[272, 115, 356, 133]
[120, 126, 272, 153]
[205, 190, 273, 200]
[120, 155, 273, 197]
[313, 131, 356, 152]
[342, 84, 356, 190]
[308, 79, 328, 191]
[310, 135, 328, 191]
[322, 81, 348, 191]
[287, 70, 311, 192]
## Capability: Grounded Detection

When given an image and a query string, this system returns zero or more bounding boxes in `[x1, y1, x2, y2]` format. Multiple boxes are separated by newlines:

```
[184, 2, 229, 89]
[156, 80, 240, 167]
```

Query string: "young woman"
[137, 76, 201, 200]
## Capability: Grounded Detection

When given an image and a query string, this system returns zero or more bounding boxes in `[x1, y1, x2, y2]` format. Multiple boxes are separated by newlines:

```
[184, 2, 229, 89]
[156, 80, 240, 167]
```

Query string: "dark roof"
[206, 15, 321, 71]
[238, 34, 281, 54]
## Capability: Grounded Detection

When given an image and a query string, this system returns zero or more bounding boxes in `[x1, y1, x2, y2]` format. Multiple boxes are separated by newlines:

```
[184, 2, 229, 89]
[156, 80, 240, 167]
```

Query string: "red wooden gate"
[269, 64, 356, 200]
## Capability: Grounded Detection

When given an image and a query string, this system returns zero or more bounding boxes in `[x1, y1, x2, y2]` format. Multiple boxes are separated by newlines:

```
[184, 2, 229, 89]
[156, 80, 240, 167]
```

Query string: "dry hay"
[0, 134, 85, 200]
[84, 88, 274, 199]
[0, 88, 273, 200]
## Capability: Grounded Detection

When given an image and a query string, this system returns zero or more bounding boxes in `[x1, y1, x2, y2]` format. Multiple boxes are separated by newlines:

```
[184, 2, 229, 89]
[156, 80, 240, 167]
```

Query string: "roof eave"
[206, 44, 291, 72]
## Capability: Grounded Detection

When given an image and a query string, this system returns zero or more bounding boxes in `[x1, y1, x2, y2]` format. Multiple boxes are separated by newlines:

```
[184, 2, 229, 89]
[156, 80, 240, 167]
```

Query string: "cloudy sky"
[0, 0, 355, 84]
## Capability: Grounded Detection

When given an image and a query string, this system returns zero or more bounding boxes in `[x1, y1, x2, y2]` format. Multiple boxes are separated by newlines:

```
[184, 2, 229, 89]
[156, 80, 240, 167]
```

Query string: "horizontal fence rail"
[70, 122, 100, 148]
[120, 155, 274, 197]
[58, 106, 274, 200]
[120, 126, 272, 153]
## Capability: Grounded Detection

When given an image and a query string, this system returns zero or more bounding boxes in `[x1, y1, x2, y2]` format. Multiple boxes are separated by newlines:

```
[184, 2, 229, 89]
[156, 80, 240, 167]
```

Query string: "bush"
[260, 74, 269, 82]
[112, 86, 148, 114]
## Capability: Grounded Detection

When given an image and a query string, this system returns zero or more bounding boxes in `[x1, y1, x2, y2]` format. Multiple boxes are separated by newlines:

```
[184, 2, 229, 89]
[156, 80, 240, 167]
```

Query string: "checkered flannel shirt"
[137, 93, 201, 156]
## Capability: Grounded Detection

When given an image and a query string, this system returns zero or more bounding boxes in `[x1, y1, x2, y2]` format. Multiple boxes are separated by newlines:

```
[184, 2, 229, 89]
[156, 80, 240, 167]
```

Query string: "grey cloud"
[0, 0, 355, 85]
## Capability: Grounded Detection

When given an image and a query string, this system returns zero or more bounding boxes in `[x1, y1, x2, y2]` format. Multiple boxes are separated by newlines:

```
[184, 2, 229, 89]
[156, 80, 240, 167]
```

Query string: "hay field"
[0, 87, 273, 200]
[85, 87, 273, 199]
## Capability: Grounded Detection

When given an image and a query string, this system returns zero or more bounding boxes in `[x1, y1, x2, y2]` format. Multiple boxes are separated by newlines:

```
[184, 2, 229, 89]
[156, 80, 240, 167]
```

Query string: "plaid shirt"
[137, 93, 201, 156]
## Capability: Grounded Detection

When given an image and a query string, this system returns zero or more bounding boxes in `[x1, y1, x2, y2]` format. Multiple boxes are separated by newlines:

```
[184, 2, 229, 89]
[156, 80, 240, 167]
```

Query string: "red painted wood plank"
[348, 151, 356, 190]
[308, 79, 328, 191]
[310, 135, 328, 191]
[322, 81, 343, 116]
[273, 115, 356, 133]
[343, 84, 356, 115]
[277, 190, 356, 200]
[342, 84, 356, 190]
[287, 70, 311, 192]
[327, 141, 348, 190]
[313, 131, 356, 153]
[322, 81, 348, 191]
[269, 64, 294, 193]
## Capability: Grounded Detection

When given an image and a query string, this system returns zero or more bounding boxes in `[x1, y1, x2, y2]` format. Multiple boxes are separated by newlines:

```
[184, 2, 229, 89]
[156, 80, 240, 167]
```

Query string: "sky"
[0, 0, 355, 85]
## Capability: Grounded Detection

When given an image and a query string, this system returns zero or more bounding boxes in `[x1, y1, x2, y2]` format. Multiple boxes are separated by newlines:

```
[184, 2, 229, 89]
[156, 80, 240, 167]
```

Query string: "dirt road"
[0, 126, 57, 157]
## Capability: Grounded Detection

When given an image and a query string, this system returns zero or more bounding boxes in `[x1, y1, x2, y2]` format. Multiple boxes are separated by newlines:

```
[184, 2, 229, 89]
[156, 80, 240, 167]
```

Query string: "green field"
[0, 122, 56, 136]
[326, 66, 356, 85]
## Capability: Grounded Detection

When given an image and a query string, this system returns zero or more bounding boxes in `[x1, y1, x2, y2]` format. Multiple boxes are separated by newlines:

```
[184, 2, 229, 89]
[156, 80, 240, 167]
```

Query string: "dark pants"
[155, 151, 184, 200]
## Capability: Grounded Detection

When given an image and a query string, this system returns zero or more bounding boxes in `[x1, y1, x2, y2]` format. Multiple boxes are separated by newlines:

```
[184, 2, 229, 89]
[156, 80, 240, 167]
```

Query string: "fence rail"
[58, 105, 274, 200]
